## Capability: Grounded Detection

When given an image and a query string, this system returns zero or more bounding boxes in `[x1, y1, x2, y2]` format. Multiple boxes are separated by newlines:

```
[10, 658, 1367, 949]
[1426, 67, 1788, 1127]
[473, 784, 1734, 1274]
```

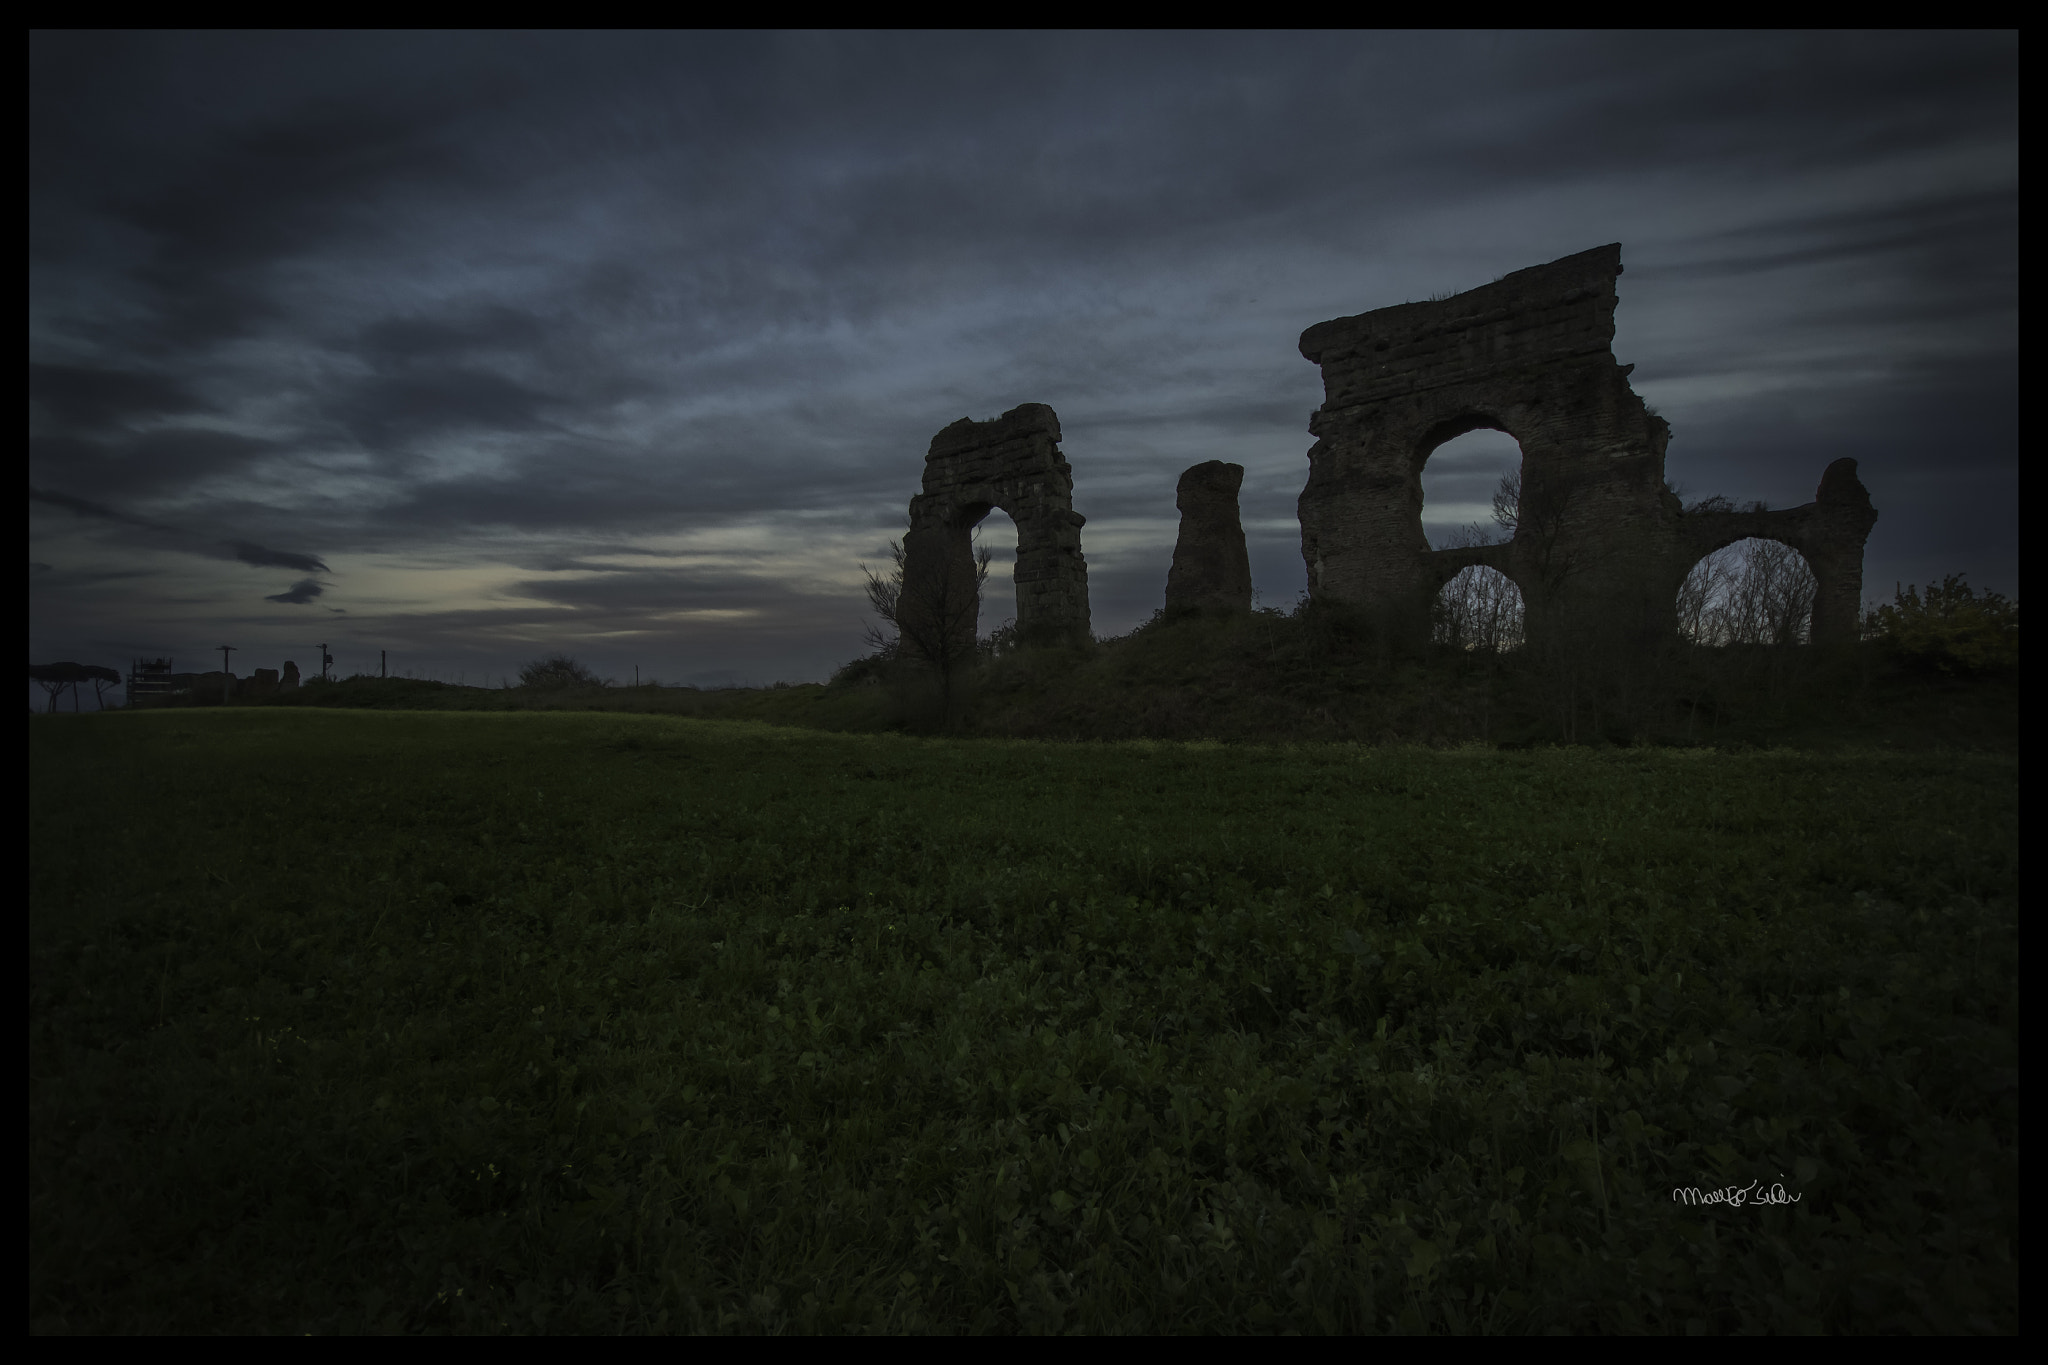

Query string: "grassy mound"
[139, 605, 2017, 755]
[952, 607, 2018, 751]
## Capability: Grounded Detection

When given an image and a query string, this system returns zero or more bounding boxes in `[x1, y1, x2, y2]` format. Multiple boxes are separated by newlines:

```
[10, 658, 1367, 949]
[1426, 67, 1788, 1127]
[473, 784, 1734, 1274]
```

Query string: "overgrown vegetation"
[121, 549, 2013, 755]
[30, 711, 2016, 1333]
[922, 595, 2013, 751]
[519, 654, 607, 689]
[1864, 574, 2019, 676]
[135, 608, 2011, 759]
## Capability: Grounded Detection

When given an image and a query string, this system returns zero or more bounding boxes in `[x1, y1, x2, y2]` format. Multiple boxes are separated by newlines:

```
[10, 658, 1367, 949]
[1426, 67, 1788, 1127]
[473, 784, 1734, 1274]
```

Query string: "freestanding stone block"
[1164, 461, 1252, 615]
[1295, 244, 1876, 647]
[281, 661, 300, 689]
[899, 403, 1090, 656]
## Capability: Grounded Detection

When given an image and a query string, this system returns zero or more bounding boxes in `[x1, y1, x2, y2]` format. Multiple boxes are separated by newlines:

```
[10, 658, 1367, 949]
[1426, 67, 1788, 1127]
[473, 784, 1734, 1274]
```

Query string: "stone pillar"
[1164, 461, 1252, 614]
[281, 661, 301, 689]
[1806, 458, 1879, 645]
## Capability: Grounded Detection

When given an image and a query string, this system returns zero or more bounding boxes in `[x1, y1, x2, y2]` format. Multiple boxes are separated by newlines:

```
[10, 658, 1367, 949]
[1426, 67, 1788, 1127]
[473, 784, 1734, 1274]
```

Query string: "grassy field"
[29, 710, 2017, 1333]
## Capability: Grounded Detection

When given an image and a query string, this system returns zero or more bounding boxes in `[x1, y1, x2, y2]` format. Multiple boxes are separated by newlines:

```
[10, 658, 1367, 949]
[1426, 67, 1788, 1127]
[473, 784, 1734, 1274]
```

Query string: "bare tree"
[1675, 551, 1734, 643]
[1491, 470, 1520, 539]
[518, 654, 602, 688]
[1681, 534, 1817, 646]
[861, 532, 993, 723]
[859, 539, 907, 657]
[1429, 523, 1524, 652]
[1512, 466, 1591, 603]
[1715, 539, 1816, 646]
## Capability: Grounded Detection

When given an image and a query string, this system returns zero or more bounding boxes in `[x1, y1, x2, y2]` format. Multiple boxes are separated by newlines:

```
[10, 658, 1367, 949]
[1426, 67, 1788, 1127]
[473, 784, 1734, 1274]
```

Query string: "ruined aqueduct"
[896, 243, 1876, 654]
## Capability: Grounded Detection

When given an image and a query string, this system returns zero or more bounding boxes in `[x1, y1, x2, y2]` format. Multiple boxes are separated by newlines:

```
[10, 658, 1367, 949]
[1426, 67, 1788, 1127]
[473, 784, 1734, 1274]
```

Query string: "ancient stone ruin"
[900, 402, 1091, 654]
[884, 244, 1874, 661]
[1164, 461, 1252, 615]
[1296, 243, 1877, 648]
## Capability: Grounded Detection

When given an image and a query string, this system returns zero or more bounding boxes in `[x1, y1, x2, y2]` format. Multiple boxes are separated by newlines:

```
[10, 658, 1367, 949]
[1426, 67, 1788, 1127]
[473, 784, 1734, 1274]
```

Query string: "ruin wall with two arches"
[1296, 243, 1877, 647]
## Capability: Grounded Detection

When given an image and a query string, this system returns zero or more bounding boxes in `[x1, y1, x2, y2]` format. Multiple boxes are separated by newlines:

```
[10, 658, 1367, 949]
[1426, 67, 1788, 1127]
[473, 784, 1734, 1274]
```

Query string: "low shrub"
[1865, 575, 2018, 676]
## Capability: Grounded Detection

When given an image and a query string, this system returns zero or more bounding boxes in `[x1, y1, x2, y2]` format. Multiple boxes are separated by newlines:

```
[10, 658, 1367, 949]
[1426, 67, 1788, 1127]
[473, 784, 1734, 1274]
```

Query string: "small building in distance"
[124, 658, 300, 706]
[127, 658, 176, 708]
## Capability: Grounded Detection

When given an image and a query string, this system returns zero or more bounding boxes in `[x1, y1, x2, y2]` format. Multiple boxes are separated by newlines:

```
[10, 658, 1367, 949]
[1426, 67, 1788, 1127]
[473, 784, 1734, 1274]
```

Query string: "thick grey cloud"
[263, 577, 327, 605]
[32, 484, 326, 560]
[30, 362, 212, 429]
[29, 31, 2017, 689]
[233, 544, 330, 573]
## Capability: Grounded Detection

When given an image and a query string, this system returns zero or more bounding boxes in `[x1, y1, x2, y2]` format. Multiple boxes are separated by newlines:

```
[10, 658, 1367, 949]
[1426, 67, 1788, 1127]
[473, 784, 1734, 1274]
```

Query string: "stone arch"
[1418, 419, 1523, 525]
[1415, 418, 1528, 597]
[1295, 244, 1874, 651]
[1664, 459, 1877, 645]
[974, 504, 1023, 629]
[1417, 417, 1521, 530]
[899, 403, 1090, 657]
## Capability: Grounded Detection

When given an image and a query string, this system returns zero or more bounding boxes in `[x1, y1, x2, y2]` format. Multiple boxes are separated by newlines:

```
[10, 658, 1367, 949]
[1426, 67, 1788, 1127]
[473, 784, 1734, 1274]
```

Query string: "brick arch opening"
[965, 504, 1021, 635]
[1677, 535, 1820, 647]
[899, 403, 1090, 659]
[1433, 564, 1525, 652]
[1407, 416, 1531, 619]
[1419, 424, 1522, 551]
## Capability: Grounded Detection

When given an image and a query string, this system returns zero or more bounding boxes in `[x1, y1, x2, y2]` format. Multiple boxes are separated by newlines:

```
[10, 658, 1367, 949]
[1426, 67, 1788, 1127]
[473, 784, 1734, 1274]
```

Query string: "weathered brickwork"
[900, 402, 1090, 654]
[1296, 243, 1877, 646]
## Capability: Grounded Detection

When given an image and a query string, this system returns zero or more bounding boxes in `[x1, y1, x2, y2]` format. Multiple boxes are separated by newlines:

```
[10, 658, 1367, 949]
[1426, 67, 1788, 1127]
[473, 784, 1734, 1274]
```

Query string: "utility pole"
[381, 649, 387, 679]
[218, 645, 236, 704]
[319, 644, 332, 682]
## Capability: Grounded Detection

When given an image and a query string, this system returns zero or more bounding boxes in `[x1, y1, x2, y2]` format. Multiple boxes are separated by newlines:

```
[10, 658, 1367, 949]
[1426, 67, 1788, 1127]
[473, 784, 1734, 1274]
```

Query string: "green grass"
[30, 710, 2017, 1333]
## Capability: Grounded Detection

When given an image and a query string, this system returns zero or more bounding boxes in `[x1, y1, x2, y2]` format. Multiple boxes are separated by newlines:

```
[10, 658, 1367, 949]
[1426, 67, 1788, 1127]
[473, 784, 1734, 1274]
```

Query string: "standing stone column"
[1805, 458, 1879, 646]
[1164, 461, 1253, 615]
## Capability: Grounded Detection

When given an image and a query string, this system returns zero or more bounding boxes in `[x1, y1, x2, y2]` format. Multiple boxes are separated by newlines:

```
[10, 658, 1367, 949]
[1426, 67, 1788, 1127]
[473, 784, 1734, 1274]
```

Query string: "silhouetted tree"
[1680, 530, 1817, 647]
[1430, 523, 1524, 653]
[29, 662, 119, 712]
[1491, 470, 1520, 539]
[518, 654, 602, 688]
[860, 539, 906, 653]
[85, 664, 121, 709]
[861, 533, 994, 724]
[1867, 574, 2019, 674]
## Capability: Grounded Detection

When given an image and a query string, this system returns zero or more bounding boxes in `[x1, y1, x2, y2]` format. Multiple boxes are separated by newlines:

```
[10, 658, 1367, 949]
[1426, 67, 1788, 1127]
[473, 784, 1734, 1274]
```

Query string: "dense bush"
[518, 653, 604, 688]
[1865, 575, 2018, 675]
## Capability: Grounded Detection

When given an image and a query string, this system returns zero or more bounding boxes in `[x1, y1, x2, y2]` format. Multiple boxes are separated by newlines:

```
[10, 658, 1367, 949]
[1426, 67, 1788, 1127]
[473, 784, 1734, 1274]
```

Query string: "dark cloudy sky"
[29, 31, 2017, 692]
